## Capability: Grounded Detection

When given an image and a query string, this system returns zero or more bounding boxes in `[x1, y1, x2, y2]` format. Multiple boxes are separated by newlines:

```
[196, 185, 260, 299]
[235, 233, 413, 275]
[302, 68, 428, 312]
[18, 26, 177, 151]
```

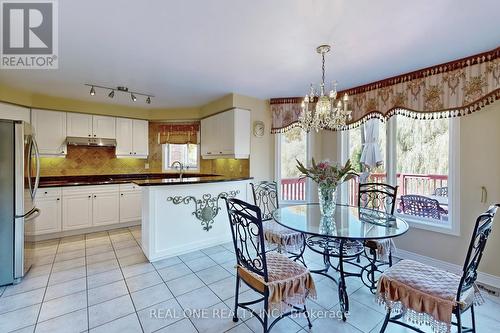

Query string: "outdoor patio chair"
[434, 186, 449, 197]
[378, 204, 499, 333]
[400, 194, 445, 220]
[224, 197, 316, 333]
[251, 181, 306, 264]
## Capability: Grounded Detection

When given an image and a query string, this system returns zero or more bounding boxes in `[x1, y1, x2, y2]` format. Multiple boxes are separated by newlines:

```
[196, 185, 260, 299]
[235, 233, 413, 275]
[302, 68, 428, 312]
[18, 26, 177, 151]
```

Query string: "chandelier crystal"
[299, 44, 352, 132]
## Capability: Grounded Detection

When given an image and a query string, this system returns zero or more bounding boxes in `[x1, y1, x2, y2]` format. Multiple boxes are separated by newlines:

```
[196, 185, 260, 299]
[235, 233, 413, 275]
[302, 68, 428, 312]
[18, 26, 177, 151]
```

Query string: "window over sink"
[162, 144, 199, 172]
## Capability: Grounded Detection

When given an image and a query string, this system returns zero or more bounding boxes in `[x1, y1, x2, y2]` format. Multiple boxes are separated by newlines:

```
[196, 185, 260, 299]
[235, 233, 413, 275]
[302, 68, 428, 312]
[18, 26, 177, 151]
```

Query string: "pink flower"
[318, 162, 328, 169]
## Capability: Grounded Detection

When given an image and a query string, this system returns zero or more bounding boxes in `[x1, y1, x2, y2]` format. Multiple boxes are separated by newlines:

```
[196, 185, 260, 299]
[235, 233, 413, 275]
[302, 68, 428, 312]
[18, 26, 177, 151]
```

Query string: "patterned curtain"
[156, 122, 200, 144]
[271, 47, 500, 133]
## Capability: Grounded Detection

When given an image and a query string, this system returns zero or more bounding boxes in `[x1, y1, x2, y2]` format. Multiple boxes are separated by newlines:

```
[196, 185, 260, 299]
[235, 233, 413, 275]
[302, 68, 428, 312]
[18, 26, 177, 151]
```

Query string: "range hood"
[66, 136, 117, 147]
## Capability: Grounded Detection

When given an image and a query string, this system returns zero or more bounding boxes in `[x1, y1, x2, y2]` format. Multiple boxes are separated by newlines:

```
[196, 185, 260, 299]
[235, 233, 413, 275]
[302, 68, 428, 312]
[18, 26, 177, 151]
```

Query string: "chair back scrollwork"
[223, 197, 269, 282]
[358, 182, 398, 215]
[457, 204, 499, 301]
[250, 181, 279, 221]
[400, 194, 442, 220]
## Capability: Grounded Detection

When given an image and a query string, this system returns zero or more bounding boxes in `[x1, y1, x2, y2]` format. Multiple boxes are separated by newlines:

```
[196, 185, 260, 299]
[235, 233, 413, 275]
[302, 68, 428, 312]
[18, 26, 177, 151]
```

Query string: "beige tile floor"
[0, 226, 499, 333]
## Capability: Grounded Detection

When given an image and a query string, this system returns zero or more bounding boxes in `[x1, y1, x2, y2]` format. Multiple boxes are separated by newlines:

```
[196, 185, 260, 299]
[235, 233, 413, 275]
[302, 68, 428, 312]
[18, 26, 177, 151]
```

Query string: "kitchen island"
[134, 176, 251, 261]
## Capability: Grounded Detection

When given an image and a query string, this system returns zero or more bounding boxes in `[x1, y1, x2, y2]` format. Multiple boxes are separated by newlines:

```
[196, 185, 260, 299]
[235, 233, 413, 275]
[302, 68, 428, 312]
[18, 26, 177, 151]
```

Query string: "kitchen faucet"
[171, 161, 185, 180]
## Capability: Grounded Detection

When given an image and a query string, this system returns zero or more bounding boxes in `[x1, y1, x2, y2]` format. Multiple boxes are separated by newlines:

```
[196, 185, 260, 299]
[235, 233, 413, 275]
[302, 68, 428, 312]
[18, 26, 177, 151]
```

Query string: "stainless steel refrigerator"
[0, 119, 40, 285]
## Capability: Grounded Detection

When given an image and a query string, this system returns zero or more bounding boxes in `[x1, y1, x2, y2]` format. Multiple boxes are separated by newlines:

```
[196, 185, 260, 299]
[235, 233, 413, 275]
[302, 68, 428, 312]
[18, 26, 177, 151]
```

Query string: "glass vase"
[318, 184, 337, 217]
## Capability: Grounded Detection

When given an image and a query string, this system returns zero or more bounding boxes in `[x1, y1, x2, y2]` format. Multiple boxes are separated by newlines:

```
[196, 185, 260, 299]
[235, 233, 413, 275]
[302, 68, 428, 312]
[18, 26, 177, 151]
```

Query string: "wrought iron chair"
[378, 204, 499, 333]
[358, 182, 398, 293]
[434, 186, 449, 197]
[400, 194, 444, 220]
[251, 181, 306, 264]
[224, 197, 315, 333]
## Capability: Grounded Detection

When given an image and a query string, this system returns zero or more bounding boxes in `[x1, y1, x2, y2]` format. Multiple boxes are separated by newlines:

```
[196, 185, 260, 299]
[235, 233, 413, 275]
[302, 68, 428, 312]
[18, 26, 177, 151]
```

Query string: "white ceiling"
[1, 0, 499, 109]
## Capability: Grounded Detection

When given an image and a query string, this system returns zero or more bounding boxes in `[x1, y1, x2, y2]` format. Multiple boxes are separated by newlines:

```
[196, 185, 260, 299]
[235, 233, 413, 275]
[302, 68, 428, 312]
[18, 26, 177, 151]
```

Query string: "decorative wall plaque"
[167, 190, 240, 231]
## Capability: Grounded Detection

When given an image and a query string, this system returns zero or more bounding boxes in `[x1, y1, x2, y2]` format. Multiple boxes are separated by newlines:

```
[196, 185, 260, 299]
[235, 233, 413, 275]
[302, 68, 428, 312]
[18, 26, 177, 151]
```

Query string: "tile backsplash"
[39, 122, 250, 178]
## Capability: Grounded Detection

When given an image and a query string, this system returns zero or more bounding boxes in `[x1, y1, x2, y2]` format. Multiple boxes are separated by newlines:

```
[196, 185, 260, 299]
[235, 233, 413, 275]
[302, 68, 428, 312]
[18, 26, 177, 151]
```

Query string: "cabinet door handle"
[44, 191, 48, 194]
[94, 134, 96, 137]
[88, 195, 91, 198]
[88, 134, 91, 137]
[134, 152, 136, 155]
[121, 193, 124, 196]
[56, 198, 60, 201]
[93, 195, 97, 198]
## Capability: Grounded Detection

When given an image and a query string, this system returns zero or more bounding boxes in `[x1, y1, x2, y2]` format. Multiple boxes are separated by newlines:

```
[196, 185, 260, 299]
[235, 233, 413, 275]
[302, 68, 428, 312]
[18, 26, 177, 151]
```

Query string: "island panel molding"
[270, 46, 500, 132]
[140, 179, 250, 261]
[167, 190, 240, 231]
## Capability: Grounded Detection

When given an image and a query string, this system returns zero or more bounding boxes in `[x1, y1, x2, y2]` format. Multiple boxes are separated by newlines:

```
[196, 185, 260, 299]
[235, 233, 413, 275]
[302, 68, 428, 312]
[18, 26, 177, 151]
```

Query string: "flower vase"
[318, 184, 337, 217]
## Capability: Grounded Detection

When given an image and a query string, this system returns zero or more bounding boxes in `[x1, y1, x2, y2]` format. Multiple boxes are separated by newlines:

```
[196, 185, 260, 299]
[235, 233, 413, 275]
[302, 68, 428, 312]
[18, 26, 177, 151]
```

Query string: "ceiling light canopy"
[85, 84, 153, 105]
[299, 44, 352, 132]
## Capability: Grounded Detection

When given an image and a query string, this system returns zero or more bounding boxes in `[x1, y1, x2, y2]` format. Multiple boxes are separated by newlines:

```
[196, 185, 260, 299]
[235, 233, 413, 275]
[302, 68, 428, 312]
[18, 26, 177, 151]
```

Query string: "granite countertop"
[132, 176, 253, 186]
[38, 173, 220, 188]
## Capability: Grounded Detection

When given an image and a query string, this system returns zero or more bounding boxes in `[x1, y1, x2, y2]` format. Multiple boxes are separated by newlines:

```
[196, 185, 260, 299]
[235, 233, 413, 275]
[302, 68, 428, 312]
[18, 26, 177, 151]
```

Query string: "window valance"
[271, 47, 500, 133]
[156, 122, 200, 144]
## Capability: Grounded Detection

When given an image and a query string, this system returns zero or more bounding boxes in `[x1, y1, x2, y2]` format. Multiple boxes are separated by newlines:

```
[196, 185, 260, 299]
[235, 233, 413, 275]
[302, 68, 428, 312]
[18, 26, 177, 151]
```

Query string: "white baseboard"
[395, 249, 500, 290]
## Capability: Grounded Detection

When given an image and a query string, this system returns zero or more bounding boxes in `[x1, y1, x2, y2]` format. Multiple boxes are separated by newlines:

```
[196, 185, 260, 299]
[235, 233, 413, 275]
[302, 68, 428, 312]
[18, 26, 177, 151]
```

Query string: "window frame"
[274, 130, 312, 205]
[341, 116, 460, 236]
[162, 143, 200, 172]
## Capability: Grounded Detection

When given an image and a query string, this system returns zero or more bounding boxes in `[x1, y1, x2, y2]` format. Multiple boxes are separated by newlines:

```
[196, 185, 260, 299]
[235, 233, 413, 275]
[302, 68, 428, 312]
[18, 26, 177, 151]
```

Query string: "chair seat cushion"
[377, 259, 479, 332]
[262, 221, 304, 251]
[238, 252, 316, 309]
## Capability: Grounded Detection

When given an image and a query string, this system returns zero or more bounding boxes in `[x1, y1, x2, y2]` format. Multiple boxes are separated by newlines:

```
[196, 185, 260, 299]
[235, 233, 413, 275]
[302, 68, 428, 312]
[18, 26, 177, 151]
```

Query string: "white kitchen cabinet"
[119, 183, 142, 224]
[67, 113, 116, 139]
[62, 192, 93, 231]
[93, 191, 120, 226]
[116, 118, 148, 158]
[67, 113, 93, 138]
[32, 109, 67, 156]
[62, 185, 120, 230]
[31, 188, 62, 235]
[92, 115, 116, 139]
[0, 102, 30, 122]
[201, 108, 250, 159]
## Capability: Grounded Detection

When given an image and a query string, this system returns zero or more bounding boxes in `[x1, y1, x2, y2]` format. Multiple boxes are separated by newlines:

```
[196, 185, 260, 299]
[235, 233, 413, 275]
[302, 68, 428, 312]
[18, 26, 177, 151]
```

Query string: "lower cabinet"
[33, 184, 141, 236]
[93, 191, 120, 226]
[32, 190, 62, 235]
[62, 193, 93, 231]
[62, 185, 120, 231]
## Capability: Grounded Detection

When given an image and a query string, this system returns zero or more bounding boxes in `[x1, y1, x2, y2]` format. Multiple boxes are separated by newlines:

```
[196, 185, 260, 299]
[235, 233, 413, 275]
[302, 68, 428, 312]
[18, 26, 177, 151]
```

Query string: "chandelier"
[299, 44, 351, 132]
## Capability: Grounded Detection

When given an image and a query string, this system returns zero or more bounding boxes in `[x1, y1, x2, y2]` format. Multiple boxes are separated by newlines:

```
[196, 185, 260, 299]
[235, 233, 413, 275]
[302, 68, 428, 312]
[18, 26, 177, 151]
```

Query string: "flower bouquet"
[296, 158, 358, 216]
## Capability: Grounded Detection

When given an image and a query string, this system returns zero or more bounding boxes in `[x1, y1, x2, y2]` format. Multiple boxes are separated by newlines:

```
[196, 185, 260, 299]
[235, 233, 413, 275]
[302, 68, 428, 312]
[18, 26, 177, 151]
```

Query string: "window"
[344, 116, 459, 234]
[276, 127, 308, 202]
[162, 144, 199, 171]
[347, 120, 386, 206]
[395, 116, 450, 224]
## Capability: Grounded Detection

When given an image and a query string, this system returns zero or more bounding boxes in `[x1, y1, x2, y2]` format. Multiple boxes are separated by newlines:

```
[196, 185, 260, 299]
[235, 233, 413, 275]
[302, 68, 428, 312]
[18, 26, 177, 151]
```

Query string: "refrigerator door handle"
[31, 138, 41, 199]
[15, 207, 40, 219]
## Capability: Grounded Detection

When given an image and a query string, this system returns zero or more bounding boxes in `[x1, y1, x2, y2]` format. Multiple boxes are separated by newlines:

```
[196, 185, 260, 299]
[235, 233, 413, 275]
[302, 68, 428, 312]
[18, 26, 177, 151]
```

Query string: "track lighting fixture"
[84, 84, 153, 104]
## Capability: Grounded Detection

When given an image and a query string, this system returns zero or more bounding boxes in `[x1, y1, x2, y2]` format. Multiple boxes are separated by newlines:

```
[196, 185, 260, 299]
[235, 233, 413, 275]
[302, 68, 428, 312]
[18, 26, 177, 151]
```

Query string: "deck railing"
[281, 173, 448, 203]
[280, 178, 306, 201]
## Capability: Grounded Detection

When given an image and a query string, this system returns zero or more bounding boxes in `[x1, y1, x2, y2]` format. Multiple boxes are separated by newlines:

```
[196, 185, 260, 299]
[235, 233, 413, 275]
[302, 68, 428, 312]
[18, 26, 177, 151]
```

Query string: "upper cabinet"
[116, 118, 148, 158]
[201, 108, 250, 159]
[0, 102, 30, 122]
[67, 113, 116, 139]
[32, 109, 67, 156]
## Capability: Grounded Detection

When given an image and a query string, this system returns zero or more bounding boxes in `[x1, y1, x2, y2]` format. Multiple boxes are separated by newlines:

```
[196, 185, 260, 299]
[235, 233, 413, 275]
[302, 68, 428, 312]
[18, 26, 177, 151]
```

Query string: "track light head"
[90, 86, 95, 96]
[108, 90, 115, 98]
[146, 96, 151, 104]
[131, 93, 137, 102]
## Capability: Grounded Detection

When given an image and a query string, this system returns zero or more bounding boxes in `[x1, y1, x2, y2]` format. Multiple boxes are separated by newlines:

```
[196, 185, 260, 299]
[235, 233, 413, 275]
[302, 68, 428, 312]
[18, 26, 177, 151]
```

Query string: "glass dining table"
[272, 203, 409, 320]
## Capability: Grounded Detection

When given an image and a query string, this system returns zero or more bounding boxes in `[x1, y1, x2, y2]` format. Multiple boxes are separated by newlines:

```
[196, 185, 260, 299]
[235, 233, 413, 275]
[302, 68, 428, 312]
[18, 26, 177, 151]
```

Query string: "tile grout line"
[32, 237, 61, 333]
[128, 228, 201, 333]
[108, 229, 146, 333]
[84, 232, 91, 332]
